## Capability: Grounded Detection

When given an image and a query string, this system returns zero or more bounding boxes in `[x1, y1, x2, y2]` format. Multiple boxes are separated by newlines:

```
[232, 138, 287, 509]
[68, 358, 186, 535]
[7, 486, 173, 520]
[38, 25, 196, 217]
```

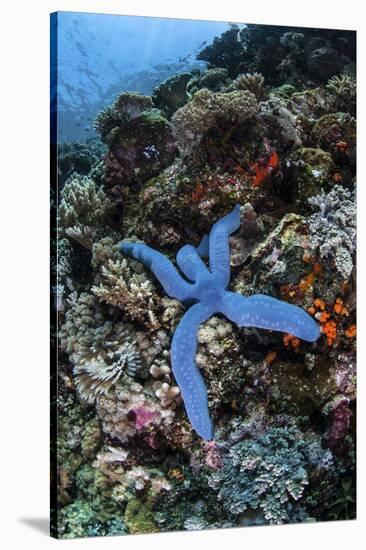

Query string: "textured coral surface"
[52, 21, 356, 539]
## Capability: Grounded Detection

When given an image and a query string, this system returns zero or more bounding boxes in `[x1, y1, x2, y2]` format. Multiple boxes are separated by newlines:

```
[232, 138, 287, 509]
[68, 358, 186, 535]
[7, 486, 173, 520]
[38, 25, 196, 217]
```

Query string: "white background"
[0, 0, 364, 548]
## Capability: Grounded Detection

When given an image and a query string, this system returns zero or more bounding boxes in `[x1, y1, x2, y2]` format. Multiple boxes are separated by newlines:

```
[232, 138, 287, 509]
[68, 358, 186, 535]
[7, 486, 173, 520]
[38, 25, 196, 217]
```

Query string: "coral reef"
[54, 20, 356, 539]
[198, 24, 355, 87]
[92, 257, 163, 329]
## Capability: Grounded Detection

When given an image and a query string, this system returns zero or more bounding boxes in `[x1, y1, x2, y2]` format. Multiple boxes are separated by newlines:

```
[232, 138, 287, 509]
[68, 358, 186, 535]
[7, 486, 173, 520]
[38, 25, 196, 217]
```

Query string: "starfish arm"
[196, 234, 209, 258]
[171, 303, 215, 440]
[120, 242, 193, 301]
[209, 204, 241, 288]
[221, 292, 320, 342]
[176, 244, 208, 282]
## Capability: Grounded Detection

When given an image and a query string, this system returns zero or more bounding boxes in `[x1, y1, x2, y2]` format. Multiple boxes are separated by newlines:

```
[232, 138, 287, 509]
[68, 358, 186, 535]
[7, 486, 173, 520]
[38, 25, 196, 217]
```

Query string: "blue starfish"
[120, 205, 320, 440]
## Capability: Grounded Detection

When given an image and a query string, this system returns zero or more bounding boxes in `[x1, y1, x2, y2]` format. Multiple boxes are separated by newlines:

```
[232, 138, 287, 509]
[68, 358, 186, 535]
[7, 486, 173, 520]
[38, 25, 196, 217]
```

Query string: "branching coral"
[234, 72, 265, 101]
[326, 74, 356, 111]
[134, 328, 170, 368]
[91, 236, 120, 271]
[171, 88, 257, 155]
[149, 354, 181, 407]
[92, 257, 162, 329]
[308, 185, 356, 280]
[59, 174, 116, 247]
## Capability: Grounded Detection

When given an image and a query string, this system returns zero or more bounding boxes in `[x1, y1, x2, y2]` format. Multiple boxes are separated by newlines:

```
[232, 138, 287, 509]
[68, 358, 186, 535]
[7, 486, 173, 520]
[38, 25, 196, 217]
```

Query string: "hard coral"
[102, 108, 177, 195]
[92, 257, 163, 329]
[209, 423, 332, 524]
[171, 88, 257, 156]
[59, 174, 116, 233]
[187, 68, 230, 97]
[234, 72, 266, 101]
[326, 74, 356, 114]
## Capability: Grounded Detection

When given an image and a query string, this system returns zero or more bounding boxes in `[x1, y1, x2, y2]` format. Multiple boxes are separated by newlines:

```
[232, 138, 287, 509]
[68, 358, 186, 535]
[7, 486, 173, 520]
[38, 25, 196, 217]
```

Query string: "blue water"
[52, 12, 232, 142]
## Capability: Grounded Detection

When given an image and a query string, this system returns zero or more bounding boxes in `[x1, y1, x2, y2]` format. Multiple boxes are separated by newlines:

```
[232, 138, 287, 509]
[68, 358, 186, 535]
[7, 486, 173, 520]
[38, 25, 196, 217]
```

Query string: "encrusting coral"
[96, 377, 175, 444]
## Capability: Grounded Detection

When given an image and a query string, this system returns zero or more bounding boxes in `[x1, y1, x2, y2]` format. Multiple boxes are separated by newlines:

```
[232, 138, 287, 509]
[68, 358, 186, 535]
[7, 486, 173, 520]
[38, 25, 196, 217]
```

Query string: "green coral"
[57, 498, 127, 539]
[187, 68, 230, 97]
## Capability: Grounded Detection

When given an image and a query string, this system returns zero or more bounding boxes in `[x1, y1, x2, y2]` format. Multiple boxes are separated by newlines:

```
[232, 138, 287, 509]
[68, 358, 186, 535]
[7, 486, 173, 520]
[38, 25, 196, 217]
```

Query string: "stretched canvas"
[50, 11, 357, 539]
